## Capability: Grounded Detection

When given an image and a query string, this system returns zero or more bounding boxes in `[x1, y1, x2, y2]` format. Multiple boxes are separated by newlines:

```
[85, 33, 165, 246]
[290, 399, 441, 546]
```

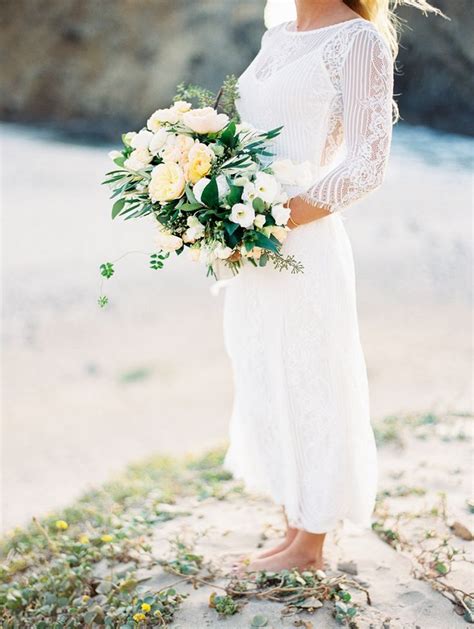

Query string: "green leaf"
[252, 197, 265, 213]
[224, 221, 240, 236]
[219, 121, 237, 147]
[180, 202, 203, 212]
[253, 231, 280, 254]
[227, 184, 243, 206]
[113, 156, 126, 168]
[112, 198, 126, 219]
[201, 177, 219, 208]
[251, 615, 268, 627]
[185, 183, 198, 204]
[100, 262, 115, 279]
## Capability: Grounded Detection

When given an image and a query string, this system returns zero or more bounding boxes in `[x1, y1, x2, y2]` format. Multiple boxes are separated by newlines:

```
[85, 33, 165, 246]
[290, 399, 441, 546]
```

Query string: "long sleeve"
[300, 28, 394, 212]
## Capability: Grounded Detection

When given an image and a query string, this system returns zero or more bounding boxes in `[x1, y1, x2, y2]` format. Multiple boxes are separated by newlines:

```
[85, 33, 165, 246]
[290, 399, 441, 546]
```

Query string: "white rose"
[108, 150, 122, 161]
[254, 172, 280, 204]
[192, 177, 210, 204]
[131, 129, 154, 150]
[242, 181, 257, 204]
[214, 244, 233, 259]
[183, 215, 205, 243]
[172, 100, 192, 115]
[271, 203, 291, 226]
[192, 175, 228, 204]
[149, 128, 170, 154]
[230, 203, 255, 228]
[156, 227, 183, 251]
[182, 107, 229, 134]
[253, 214, 266, 229]
[148, 107, 179, 131]
[123, 131, 136, 146]
[124, 148, 152, 171]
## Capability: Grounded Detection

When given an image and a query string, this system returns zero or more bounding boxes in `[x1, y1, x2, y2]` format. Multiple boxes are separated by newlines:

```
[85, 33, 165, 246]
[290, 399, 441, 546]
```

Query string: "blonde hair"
[343, 0, 444, 59]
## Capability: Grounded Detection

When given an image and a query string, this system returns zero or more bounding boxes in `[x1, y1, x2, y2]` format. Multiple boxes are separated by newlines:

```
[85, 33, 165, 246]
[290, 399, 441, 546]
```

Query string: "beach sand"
[1, 123, 472, 534]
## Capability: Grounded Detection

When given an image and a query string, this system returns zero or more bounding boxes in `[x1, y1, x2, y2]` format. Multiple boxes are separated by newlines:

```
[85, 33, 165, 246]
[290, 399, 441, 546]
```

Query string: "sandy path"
[1, 123, 472, 531]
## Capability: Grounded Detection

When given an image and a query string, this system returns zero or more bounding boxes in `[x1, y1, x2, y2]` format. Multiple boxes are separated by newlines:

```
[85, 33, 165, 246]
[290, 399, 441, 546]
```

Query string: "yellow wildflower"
[55, 520, 68, 530]
[141, 603, 151, 613]
[82, 594, 90, 602]
[133, 612, 146, 622]
[79, 534, 89, 544]
[154, 610, 163, 618]
[100, 534, 113, 543]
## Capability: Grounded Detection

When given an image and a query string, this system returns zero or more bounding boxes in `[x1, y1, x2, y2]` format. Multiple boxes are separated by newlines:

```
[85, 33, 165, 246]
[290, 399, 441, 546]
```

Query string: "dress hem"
[223, 455, 374, 535]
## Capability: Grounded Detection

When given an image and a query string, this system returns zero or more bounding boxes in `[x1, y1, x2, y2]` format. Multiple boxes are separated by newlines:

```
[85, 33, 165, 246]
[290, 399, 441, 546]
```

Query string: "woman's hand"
[285, 196, 332, 229]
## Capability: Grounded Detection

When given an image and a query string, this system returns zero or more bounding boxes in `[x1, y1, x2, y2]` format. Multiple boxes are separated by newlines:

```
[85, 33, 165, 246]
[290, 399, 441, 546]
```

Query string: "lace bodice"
[236, 18, 394, 212]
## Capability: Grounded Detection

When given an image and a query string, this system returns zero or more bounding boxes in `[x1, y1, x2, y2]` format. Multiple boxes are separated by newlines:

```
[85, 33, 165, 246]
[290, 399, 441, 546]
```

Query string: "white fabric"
[223, 18, 393, 533]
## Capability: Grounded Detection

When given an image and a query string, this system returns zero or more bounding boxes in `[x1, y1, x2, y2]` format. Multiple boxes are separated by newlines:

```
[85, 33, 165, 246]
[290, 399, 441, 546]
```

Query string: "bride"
[223, 0, 438, 572]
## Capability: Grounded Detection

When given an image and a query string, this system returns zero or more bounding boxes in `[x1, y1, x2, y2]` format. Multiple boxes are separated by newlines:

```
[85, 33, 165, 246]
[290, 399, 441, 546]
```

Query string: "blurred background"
[1, 0, 472, 532]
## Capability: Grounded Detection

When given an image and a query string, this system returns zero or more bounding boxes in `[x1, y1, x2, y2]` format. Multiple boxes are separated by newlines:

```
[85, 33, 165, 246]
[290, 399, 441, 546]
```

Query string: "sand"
[1, 122, 473, 536]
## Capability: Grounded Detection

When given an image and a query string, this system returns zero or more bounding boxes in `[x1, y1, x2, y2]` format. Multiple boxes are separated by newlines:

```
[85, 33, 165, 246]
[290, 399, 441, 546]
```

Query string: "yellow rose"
[149, 163, 186, 202]
[55, 520, 68, 530]
[186, 142, 214, 184]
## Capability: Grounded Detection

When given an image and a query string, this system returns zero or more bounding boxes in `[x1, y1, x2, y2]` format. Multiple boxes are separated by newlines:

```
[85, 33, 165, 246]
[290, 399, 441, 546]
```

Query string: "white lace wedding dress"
[223, 18, 394, 533]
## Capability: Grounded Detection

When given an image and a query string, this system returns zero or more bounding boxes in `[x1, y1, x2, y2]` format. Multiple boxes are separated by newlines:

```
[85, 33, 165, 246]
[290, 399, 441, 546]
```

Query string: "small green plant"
[209, 592, 239, 616]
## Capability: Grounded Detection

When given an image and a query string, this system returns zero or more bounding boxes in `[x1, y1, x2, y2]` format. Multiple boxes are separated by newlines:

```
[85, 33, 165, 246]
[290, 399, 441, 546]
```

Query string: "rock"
[0, 0, 266, 139]
[450, 520, 473, 541]
[337, 559, 358, 575]
[0, 0, 473, 138]
[395, 0, 474, 136]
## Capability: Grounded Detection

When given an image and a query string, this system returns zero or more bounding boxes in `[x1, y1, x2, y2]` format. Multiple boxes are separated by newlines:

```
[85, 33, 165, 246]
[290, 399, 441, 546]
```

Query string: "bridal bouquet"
[100, 77, 311, 305]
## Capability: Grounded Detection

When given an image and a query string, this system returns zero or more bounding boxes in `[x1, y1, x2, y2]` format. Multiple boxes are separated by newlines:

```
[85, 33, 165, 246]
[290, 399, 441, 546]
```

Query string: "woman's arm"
[287, 28, 394, 228]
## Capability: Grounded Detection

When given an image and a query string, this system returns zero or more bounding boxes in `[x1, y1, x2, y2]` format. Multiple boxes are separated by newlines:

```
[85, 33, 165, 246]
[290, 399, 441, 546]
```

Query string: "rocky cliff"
[396, 0, 474, 135]
[0, 0, 472, 138]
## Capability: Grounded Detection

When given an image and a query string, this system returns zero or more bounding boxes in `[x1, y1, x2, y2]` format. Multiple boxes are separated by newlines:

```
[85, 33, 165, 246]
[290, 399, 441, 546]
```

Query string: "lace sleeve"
[300, 28, 394, 212]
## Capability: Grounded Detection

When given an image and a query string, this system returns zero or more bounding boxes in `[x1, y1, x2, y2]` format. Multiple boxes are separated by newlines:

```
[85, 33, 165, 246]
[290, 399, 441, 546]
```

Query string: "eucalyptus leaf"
[112, 198, 126, 219]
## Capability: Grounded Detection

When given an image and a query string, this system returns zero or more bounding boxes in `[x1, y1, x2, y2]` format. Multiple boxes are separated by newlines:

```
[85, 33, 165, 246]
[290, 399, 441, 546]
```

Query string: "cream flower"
[271, 203, 291, 226]
[254, 172, 280, 204]
[124, 148, 152, 171]
[156, 226, 183, 251]
[149, 163, 185, 202]
[183, 215, 205, 243]
[123, 131, 136, 146]
[242, 181, 257, 204]
[230, 203, 255, 228]
[160, 134, 194, 164]
[108, 150, 121, 161]
[214, 244, 233, 259]
[147, 107, 179, 131]
[253, 214, 266, 229]
[189, 246, 201, 262]
[182, 107, 229, 134]
[186, 141, 215, 183]
[173, 100, 192, 115]
[264, 225, 289, 243]
[149, 128, 170, 154]
[131, 129, 154, 150]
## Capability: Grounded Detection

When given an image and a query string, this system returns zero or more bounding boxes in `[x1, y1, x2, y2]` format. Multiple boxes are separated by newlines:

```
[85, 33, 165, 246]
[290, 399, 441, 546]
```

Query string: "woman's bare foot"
[245, 546, 324, 572]
[243, 530, 326, 573]
[255, 526, 298, 559]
